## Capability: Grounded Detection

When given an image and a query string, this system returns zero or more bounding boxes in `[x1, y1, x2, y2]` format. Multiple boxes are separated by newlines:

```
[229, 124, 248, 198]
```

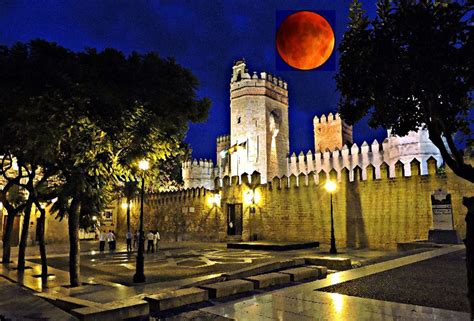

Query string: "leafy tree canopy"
[0, 39, 210, 190]
[337, 0, 473, 182]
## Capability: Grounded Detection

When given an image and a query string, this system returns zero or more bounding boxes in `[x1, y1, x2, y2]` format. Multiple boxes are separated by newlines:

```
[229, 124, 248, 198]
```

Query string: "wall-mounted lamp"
[244, 190, 255, 205]
[208, 193, 221, 207]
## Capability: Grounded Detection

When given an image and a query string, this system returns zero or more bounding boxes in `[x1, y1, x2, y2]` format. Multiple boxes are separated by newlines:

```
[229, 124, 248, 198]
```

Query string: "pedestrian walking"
[99, 230, 107, 252]
[107, 230, 115, 251]
[146, 230, 155, 253]
[126, 230, 132, 252]
[154, 230, 160, 251]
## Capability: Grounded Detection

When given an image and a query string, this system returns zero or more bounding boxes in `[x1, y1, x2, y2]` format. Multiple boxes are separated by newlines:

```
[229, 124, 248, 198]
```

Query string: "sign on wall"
[431, 189, 454, 230]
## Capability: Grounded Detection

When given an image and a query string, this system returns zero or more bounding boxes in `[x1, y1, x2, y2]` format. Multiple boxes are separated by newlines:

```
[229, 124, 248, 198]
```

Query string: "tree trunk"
[464, 196, 474, 320]
[68, 198, 81, 287]
[126, 196, 131, 233]
[17, 201, 33, 271]
[2, 211, 16, 264]
[37, 206, 48, 278]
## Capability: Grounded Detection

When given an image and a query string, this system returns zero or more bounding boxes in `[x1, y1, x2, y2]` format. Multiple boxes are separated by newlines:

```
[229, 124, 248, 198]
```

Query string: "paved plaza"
[0, 241, 470, 320]
[199, 245, 469, 321]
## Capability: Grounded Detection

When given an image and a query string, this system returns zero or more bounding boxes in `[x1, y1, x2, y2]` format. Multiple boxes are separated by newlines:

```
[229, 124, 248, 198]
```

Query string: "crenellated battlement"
[216, 135, 230, 143]
[147, 186, 211, 205]
[212, 156, 442, 193]
[181, 158, 218, 190]
[181, 158, 214, 169]
[287, 136, 443, 181]
[230, 60, 288, 104]
[313, 112, 342, 124]
[314, 112, 353, 152]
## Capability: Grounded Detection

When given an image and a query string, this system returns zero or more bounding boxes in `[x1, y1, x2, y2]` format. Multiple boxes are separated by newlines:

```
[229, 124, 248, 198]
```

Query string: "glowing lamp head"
[244, 190, 255, 205]
[121, 202, 130, 210]
[92, 215, 97, 221]
[324, 180, 337, 193]
[138, 159, 150, 171]
[208, 193, 221, 207]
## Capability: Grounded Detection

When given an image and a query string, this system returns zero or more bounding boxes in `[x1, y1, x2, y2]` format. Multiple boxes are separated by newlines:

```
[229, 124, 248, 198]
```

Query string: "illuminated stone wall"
[313, 113, 353, 152]
[116, 187, 227, 242]
[137, 157, 473, 250]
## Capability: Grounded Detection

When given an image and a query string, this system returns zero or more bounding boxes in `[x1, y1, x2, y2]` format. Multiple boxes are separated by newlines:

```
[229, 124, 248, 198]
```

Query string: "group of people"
[146, 230, 160, 253]
[99, 230, 116, 252]
[99, 229, 160, 253]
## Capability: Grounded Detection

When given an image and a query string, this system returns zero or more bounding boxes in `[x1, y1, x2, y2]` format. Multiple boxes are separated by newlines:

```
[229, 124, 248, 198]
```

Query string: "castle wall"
[143, 158, 473, 250]
[115, 187, 227, 242]
[314, 113, 353, 152]
[287, 133, 443, 182]
[181, 159, 217, 190]
[216, 135, 230, 175]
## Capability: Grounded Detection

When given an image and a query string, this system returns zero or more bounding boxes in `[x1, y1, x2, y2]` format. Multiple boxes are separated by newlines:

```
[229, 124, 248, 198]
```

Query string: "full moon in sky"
[276, 11, 335, 70]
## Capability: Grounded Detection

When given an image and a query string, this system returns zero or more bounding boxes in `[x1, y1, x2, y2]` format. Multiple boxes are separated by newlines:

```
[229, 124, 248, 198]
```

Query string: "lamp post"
[324, 180, 337, 254]
[133, 159, 149, 283]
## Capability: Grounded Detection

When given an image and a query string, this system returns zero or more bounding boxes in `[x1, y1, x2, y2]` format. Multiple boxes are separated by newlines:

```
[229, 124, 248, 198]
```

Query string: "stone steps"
[35, 293, 101, 312]
[222, 258, 305, 280]
[199, 279, 255, 299]
[304, 256, 352, 270]
[278, 266, 321, 282]
[145, 287, 208, 313]
[244, 272, 291, 289]
[71, 298, 149, 321]
[38, 259, 333, 319]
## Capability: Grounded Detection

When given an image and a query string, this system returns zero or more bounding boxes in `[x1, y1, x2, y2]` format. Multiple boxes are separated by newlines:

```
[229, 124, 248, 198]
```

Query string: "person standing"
[146, 230, 155, 253]
[107, 230, 115, 252]
[99, 230, 107, 252]
[126, 230, 132, 252]
[154, 230, 160, 252]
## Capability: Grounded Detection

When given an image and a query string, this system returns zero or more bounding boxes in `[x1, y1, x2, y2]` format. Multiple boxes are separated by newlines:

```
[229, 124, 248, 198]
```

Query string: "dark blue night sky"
[0, 0, 385, 162]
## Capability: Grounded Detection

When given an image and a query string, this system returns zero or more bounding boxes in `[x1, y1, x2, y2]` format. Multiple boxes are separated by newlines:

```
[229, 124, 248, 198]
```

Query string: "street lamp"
[133, 159, 149, 283]
[324, 180, 337, 254]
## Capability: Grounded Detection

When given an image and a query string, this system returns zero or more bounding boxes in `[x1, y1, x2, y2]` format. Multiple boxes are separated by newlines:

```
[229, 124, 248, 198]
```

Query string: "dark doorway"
[227, 204, 243, 236]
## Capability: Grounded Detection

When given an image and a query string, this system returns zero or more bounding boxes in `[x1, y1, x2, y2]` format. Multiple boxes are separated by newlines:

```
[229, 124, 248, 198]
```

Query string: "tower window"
[237, 117, 241, 124]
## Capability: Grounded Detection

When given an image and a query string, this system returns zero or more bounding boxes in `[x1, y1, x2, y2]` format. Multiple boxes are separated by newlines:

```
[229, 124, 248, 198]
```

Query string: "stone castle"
[113, 60, 472, 249]
[182, 60, 443, 188]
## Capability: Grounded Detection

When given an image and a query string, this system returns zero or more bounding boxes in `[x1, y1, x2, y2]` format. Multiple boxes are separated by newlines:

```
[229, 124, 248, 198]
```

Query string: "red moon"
[276, 11, 335, 70]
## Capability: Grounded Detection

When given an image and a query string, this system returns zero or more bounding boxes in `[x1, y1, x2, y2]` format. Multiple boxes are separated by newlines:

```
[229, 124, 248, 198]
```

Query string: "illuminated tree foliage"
[0, 40, 210, 286]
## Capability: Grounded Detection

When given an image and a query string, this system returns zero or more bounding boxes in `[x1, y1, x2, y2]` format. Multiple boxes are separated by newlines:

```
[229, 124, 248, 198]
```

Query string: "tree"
[337, 0, 473, 181]
[0, 158, 28, 264]
[0, 40, 210, 286]
[337, 0, 473, 314]
[122, 181, 138, 233]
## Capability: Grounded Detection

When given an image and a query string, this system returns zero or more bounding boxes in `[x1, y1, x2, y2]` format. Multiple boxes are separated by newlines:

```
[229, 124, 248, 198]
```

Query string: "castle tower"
[229, 60, 289, 183]
[314, 113, 353, 152]
[216, 135, 231, 177]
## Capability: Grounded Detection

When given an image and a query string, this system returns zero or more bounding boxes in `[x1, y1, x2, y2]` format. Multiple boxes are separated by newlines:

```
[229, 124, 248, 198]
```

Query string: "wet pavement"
[320, 249, 468, 312]
[0, 241, 468, 320]
[0, 277, 78, 320]
[200, 245, 469, 320]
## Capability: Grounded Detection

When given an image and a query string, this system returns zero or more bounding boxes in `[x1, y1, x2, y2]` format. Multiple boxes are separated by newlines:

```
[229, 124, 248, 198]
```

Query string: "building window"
[237, 117, 241, 124]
